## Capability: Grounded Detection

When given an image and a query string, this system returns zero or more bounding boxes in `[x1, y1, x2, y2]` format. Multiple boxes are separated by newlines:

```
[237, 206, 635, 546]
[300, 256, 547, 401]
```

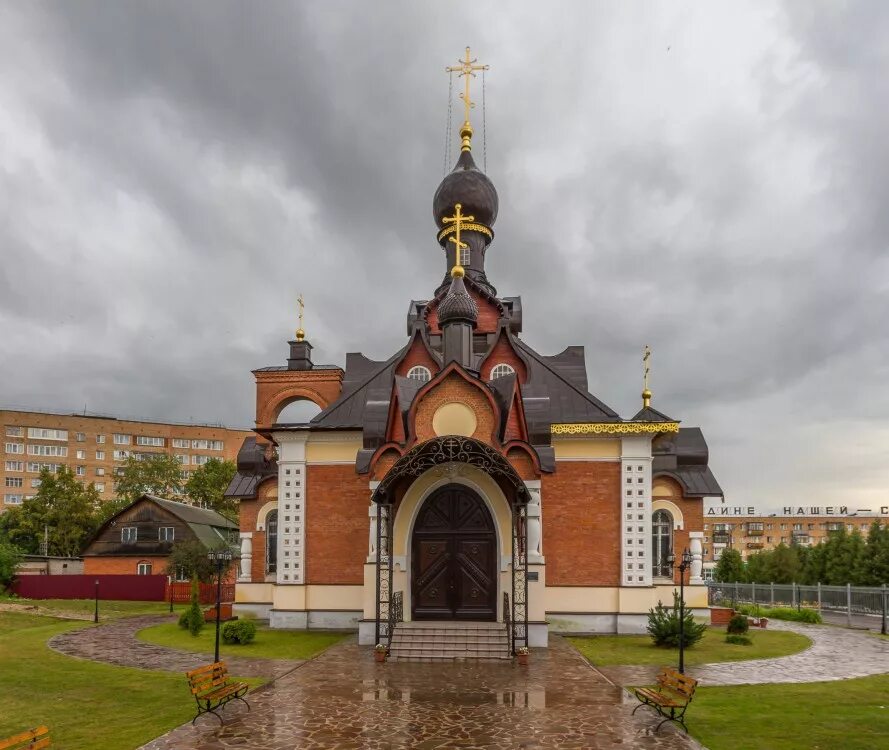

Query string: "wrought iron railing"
[374, 503, 394, 647]
[511, 502, 528, 651]
[388, 591, 403, 650]
[503, 591, 515, 654]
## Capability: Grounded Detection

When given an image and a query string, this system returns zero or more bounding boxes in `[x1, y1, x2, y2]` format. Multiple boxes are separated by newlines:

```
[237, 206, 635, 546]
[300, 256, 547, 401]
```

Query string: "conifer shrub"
[222, 619, 257, 645]
[646, 592, 707, 648]
[727, 613, 750, 635]
[183, 575, 204, 637]
[725, 634, 753, 646]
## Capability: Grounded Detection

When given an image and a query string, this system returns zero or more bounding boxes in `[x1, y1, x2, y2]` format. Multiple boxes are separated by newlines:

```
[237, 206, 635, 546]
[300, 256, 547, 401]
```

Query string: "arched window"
[136, 561, 152, 575]
[490, 363, 515, 380]
[652, 510, 673, 578]
[407, 366, 432, 383]
[266, 510, 278, 575]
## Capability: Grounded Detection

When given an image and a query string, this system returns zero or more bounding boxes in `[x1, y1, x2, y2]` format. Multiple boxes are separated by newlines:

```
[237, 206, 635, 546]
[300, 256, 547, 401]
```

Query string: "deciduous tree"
[185, 459, 238, 521]
[114, 454, 183, 503]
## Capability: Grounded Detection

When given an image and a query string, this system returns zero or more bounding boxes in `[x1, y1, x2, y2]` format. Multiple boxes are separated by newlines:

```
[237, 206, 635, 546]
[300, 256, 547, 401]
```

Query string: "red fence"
[12, 574, 169, 601]
[166, 581, 235, 605]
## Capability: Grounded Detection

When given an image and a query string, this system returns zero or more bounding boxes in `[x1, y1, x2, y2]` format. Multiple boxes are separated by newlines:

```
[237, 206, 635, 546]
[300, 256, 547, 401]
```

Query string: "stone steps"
[389, 621, 512, 662]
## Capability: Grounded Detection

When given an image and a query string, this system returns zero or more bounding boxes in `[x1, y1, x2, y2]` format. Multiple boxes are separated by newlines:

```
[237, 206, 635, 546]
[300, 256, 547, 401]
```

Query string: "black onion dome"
[438, 274, 479, 325]
[433, 149, 499, 229]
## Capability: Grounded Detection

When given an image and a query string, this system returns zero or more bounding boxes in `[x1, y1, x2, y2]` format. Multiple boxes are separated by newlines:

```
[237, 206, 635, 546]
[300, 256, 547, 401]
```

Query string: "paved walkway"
[599, 620, 889, 687]
[48, 614, 300, 680]
[140, 636, 698, 750]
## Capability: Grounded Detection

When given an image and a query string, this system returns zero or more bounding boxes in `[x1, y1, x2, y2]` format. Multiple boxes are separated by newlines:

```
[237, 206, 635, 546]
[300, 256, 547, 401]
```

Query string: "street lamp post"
[667, 548, 694, 674]
[94, 579, 99, 624]
[207, 548, 233, 664]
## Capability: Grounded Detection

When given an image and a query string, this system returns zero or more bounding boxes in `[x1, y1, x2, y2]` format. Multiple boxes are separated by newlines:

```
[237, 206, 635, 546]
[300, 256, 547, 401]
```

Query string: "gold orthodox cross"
[446, 47, 489, 129]
[442, 203, 474, 277]
[642, 345, 652, 407]
[296, 294, 305, 341]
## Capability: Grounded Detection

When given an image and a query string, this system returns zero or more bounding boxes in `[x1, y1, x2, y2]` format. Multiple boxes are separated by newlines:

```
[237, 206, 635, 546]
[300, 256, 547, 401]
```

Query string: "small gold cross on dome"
[442, 203, 475, 278]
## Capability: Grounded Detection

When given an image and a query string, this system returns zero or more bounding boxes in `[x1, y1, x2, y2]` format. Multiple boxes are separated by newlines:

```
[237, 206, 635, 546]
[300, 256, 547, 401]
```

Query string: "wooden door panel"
[454, 538, 496, 618]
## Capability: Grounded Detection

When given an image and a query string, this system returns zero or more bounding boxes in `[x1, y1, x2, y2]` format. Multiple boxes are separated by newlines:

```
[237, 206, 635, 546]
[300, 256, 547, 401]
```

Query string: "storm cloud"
[1, 1, 886, 507]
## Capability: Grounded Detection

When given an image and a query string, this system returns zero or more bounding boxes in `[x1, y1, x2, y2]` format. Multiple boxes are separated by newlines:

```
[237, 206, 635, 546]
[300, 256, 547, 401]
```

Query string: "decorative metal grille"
[388, 591, 403, 649]
[502, 591, 512, 655]
[511, 503, 528, 651]
[374, 503, 394, 647]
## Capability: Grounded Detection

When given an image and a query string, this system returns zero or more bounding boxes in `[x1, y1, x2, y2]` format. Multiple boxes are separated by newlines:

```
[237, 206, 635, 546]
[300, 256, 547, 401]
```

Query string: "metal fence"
[706, 581, 889, 626]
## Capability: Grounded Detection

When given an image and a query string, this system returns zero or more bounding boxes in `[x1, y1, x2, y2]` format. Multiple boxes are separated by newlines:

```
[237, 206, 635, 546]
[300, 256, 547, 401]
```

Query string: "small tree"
[713, 548, 745, 583]
[114, 454, 184, 504]
[0, 540, 22, 592]
[646, 591, 707, 648]
[185, 459, 238, 521]
[166, 540, 219, 584]
[184, 575, 204, 637]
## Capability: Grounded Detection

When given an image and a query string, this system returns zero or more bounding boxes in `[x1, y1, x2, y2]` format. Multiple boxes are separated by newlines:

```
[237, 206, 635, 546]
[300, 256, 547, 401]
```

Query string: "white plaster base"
[307, 610, 362, 630]
[358, 619, 378, 646]
[527, 622, 549, 648]
[269, 610, 308, 629]
[232, 602, 272, 621]
[546, 613, 661, 635]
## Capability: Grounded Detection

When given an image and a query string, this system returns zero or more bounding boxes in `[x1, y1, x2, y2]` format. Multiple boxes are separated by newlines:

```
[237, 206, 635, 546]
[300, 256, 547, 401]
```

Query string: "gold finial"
[446, 46, 489, 152]
[442, 203, 474, 278]
[295, 294, 305, 341]
[642, 345, 652, 408]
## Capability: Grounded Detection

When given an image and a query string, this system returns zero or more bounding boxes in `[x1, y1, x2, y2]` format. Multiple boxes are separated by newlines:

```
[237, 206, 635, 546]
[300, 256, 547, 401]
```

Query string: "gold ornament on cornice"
[446, 46, 489, 152]
[437, 222, 493, 243]
[551, 422, 680, 436]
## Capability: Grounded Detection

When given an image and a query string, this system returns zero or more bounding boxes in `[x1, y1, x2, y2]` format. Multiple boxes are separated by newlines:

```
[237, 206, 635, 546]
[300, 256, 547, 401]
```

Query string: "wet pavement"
[48, 614, 300, 680]
[140, 636, 698, 750]
[599, 620, 889, 687]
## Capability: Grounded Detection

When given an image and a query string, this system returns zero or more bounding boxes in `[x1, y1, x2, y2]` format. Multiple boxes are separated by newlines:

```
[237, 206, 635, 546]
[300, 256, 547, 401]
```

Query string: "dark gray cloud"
[1, 1, 886, 507]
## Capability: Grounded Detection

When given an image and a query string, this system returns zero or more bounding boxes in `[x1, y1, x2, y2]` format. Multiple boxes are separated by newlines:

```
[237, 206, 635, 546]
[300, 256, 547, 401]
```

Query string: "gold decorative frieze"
[437, 222, 493, 242]
[551, 422, 680, 436]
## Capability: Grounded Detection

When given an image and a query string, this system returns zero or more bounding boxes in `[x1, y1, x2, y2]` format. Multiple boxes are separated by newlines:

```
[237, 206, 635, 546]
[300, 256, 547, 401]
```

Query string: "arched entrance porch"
[371, 436, 533, 652]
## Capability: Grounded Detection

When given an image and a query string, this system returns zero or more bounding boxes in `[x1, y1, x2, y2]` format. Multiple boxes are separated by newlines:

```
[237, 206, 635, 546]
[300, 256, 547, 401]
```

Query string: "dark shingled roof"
[652, 428, 723, 497]
[225, 436, 278, 499]
[438, 274, 479, 325]
[515, 339, 620, 423]
[632, 404, 677, 423]
[148, 496, 238, 529]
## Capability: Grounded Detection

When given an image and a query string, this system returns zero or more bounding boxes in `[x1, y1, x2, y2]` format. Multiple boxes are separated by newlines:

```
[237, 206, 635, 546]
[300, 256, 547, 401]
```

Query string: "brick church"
[226, 52, 723, 650]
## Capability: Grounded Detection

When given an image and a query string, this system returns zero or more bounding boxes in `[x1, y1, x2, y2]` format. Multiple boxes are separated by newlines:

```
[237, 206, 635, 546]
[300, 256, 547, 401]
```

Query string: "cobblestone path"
[140, 635, 699, 750]
[599, 620, 889, 687]
[48, 614, 301, 680]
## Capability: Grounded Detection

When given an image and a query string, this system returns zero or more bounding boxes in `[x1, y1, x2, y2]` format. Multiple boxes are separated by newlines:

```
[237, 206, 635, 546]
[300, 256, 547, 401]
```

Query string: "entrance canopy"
[371, 436, 529, 507]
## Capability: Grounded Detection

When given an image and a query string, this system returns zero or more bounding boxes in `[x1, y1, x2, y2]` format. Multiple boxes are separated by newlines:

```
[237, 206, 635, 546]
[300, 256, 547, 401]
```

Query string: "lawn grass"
[568, 626, 811, 666]
[686, 675, 889, 750]
[0, 596, 183, 620]
[0, 611, 234, 749]
[137, 620, 347, 660]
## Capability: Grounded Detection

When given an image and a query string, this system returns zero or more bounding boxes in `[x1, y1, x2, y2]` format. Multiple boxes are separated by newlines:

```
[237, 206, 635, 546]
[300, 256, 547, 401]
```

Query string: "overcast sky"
[1, 1, 886, 509]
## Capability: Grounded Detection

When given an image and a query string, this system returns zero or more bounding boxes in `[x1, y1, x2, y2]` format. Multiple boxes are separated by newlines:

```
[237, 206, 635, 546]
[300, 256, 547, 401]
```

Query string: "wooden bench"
[0, 726, 51, 749]
[185, 662, 250, 725]
[632, 667, 697, 733]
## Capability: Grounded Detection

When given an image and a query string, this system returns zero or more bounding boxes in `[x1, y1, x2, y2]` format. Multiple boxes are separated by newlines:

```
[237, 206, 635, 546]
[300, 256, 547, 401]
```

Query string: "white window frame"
[208, 440, 223, 451]
[27, 427, 67, 441]
[489, 363, 516, 380]
[407, 366, 432, 383]
[5, 443, 24, 454]
[191, 455, 210, 466]
[96, 451, 105, 460]
[4, 461, 23, 472]
[191, 439, 209, 450]
[158, 527, 175, 542]
[172, 438, 190, 449]
[95, 483, 105, 493]
[136, 436, 165, 447]
[5, 426, 23, 437]
[121, 527, 138, 543]
[3, 494, 23, 505]
[96, 434, 106, 444]
[5, 477, 23, 488]
[75, 466, 85, 476]
[136, 562, 152, 575]
[113, 434, 131, 445]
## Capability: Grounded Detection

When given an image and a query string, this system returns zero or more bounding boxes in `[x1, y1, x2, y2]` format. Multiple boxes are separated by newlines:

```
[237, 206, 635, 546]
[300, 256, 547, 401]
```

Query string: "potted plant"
[759, 617, 768, 629]
[516, 646, 530, 665]
[374, 643, 387, 663]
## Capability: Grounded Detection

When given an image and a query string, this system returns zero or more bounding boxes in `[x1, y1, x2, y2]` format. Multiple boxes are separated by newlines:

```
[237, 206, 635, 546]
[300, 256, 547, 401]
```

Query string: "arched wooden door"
[411, 484, 497, 621]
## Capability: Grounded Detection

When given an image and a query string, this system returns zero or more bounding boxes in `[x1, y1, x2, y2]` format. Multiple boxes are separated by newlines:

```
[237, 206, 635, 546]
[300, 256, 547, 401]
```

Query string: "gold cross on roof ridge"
[296, 294, 305, 341]
[442, 203, 474, 278]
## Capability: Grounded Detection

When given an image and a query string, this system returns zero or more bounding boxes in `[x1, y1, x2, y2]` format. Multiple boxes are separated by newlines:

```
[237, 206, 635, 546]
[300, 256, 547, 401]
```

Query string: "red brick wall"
[84, 556, 169, 576]
[305, 465, 368, 584]
[413, 373, 497, 444]
[542, 462, 621, 585]
[479, 333, 528, 383]
[395, 339, 439, 379]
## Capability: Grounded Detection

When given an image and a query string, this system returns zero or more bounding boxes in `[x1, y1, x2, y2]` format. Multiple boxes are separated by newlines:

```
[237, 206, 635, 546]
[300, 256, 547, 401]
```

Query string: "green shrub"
[222, 619, 257, 645]
[725, 634, 753, 646]
[184, 575, 204, 637]
[177, 609, 190, 630]
[646, 592, 707, 648]
[727, 614, 750, 635]
[763, 607, 822, 624]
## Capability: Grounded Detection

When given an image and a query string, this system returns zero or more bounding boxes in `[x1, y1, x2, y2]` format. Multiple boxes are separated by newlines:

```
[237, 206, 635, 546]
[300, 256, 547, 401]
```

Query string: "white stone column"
[620, 436, 654, 587]
[272, 430, 308, 585]
[239, 532, 253, 582]
[525, 480, 544, 564]
[689, 531, 704, 584]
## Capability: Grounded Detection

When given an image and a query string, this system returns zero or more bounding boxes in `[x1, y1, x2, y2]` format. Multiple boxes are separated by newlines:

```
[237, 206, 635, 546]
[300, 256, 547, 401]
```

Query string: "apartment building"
[2, 409, 252, 511]
[701, 500, 889, 578]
